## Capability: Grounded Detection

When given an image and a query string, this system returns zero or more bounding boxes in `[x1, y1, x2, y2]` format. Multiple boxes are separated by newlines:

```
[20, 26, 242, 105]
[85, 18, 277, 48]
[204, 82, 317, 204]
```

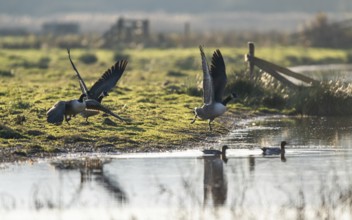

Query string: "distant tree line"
[296, 12, 352, 48]
[0, 13, 351, 49]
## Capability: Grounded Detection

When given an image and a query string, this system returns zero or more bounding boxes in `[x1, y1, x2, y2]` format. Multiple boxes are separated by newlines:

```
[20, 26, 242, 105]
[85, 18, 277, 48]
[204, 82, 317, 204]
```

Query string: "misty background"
[0, 0, 351, 33]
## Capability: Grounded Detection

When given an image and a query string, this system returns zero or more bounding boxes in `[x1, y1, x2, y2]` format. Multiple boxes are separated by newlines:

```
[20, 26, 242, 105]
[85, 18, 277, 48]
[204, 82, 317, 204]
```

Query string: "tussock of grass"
[0, 124, 24, 139]
[79, 53, 98, 64]
[0, 70, 13, 77]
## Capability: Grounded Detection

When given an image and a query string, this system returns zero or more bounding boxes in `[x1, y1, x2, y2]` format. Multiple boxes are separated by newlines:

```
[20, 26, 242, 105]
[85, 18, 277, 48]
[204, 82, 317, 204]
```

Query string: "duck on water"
[203, 145, 229, 163]
[46, 49, 128, 125]
[191, 46, 236, 131]
[261, 141, 287, 155]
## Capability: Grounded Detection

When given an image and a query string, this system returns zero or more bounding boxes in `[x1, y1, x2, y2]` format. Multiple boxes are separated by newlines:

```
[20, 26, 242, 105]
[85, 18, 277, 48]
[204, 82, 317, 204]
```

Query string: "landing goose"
[191, 46, 235, 130]
[66, 49, 128, 122]
[46, 49, 128, 125]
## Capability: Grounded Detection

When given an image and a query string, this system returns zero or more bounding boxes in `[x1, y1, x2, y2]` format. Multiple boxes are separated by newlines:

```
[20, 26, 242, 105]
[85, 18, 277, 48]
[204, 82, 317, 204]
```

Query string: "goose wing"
[199, 46, 214, 105]
[67, 49, 89, 97]
[85, 99, 127, 122]
[210, 49, 227, 103]
[88, 60, 128, 101]
[47, 101, 66, 125]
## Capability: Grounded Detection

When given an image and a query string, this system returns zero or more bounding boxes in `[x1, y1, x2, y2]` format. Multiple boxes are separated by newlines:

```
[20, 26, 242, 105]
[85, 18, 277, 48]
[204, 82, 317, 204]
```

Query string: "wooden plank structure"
[245, 42, 320, 88]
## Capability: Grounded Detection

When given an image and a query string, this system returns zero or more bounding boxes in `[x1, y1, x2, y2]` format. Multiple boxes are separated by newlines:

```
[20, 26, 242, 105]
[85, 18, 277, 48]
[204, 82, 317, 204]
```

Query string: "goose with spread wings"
[71, 52, 128, 122]
[191, 46, 236, 130]
[46, 49, 128, 125]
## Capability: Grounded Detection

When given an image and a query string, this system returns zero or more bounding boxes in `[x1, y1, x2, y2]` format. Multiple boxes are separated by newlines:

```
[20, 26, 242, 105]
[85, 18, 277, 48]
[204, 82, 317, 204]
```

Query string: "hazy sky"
[0, 0, 351, 32]
[0, 0, 351, 15]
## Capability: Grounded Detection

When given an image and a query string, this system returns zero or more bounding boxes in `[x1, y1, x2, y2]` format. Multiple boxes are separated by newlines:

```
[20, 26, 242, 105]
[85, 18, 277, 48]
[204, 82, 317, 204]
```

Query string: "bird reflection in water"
[248, 155, 255, 172]
[281, 152, 287, 162]
[51, 158, 127, 204]
[203, 149, 228, 207]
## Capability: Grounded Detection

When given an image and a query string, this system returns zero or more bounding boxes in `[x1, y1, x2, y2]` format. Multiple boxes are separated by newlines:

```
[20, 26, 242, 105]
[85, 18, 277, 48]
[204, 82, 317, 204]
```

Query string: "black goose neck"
[281, 141, 287, 150]
[222, 95, 232, 106]
[78, 94, 85, 102]
[222, 93, 236, 106]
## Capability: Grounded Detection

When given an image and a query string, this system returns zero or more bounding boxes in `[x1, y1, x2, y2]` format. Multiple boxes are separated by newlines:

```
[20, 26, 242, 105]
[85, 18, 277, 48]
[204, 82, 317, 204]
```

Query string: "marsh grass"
[226, 67, 352, 116]
[290, 81, 352, 116]
[225, 70, 289, 113]
[0, 124, 24, 139]
[0, 70, 13, 77]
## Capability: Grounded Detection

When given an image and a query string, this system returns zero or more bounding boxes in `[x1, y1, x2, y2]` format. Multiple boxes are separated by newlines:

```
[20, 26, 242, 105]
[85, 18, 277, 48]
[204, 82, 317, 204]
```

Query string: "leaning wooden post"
[248, 42, 255, 80]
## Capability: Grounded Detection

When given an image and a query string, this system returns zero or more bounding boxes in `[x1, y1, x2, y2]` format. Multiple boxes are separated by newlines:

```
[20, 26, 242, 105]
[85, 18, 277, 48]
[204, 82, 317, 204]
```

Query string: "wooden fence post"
[248, 42, 255, 80]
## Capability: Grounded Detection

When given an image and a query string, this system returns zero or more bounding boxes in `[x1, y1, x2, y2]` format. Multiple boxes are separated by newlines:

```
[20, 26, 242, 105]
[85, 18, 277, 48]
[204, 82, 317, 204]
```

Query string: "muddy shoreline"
[0, 109, 268, 163]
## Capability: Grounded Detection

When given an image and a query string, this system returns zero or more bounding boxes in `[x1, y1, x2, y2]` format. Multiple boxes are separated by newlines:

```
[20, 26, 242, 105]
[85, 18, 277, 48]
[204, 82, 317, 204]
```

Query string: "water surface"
[1, 116, 352, 219]
[290, 64, 352, 81]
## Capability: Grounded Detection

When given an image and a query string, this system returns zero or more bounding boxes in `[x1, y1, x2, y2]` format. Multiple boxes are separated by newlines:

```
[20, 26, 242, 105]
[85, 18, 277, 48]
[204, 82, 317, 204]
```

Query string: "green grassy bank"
[0, 46, 350, 158]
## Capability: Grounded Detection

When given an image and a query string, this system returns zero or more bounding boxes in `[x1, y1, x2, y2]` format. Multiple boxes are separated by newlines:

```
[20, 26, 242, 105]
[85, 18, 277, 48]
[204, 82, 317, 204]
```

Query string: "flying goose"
[46, 49, 128, 125]
[261, 141, 287, 155]
[66, 49, 128, 122]
[191, 46, 236, 130]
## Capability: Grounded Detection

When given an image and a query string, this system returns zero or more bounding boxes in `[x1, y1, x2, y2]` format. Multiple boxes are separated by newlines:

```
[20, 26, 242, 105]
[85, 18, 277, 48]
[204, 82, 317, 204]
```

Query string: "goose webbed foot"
[190, 115, 197, 124]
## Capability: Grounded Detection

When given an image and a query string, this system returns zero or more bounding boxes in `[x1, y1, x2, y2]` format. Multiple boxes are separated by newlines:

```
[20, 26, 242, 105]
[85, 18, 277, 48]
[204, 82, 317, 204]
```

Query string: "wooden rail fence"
[245, 42, 320, 88]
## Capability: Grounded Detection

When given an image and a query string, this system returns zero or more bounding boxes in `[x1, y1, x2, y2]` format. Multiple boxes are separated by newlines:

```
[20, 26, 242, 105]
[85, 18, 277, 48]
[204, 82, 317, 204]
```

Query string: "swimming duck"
[203, 145, 229, 163]
[46, 49, 128, 125]
[191, 46, 236, 130]
[261, 141, 287, 155]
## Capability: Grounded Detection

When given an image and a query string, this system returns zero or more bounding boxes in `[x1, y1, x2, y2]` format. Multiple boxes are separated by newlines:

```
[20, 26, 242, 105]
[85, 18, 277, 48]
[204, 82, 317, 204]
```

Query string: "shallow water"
[289, 64, 352, 81]
[2, 116, 352, 219]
